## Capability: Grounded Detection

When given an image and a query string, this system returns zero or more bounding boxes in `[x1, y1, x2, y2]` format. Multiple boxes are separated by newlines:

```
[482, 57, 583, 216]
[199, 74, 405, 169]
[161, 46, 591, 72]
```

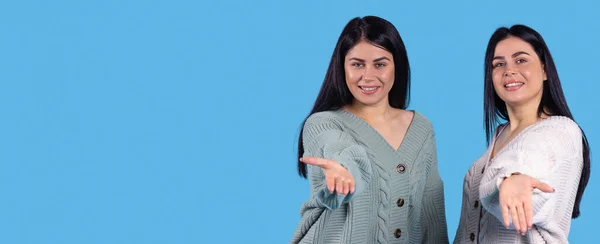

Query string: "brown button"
[470, 232, 475, 241]
[396, 163, 406, 174]
[397, 198, 405, 207]
[474, 200, 479, 208]
[394, 229, 402, 238]
[481, 166, 485, 174]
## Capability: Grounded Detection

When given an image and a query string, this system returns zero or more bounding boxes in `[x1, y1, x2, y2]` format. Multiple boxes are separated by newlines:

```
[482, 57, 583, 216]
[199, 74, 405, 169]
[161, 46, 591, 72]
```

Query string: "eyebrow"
[349, 57, 391, 62]
[493, 51, 531, 61]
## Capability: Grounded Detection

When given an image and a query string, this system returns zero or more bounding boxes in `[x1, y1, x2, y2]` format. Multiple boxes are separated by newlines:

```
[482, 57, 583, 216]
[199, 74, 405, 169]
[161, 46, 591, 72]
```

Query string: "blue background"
[1, 0, 598, 243]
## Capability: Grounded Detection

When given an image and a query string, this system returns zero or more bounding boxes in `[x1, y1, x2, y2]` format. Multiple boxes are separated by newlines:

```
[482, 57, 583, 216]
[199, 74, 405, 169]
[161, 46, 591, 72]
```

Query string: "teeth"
[505, 82, 524, 87]
[361, 87, 377, 91]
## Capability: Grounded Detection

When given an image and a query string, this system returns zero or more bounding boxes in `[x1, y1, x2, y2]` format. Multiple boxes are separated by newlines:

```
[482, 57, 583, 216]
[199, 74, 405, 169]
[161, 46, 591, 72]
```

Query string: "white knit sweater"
[453, 116, 583, 244]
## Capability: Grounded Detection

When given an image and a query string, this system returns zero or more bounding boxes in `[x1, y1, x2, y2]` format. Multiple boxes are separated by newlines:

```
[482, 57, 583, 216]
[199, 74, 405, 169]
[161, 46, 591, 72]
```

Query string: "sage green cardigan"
[291, 109, 449, 244]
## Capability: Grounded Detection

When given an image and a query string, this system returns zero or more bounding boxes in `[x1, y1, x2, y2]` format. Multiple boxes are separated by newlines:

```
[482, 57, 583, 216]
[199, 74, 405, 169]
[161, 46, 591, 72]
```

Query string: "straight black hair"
[483, 24, 591, 218]
[296, 16, 410, 178]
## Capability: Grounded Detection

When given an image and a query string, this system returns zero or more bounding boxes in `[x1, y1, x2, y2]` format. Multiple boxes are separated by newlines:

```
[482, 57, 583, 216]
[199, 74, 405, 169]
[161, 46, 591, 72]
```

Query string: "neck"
[506, 101, 545, 131]
[346, 100, 394, 122]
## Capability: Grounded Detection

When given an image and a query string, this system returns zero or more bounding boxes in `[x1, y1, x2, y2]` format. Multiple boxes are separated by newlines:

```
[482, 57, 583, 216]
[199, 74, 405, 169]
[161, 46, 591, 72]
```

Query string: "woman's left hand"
[499, 173, 554, 235]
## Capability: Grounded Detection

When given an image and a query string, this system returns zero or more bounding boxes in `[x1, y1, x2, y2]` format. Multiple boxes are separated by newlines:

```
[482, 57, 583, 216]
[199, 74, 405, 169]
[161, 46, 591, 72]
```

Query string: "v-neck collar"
[337, 109, 419, 154]
[486, 116, 563, 164]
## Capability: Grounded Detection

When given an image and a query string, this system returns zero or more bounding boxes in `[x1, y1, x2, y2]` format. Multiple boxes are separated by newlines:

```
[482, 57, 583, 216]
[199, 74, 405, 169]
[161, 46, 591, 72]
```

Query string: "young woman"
[453, 24, 591, 243]
[291, 16, 448, 244]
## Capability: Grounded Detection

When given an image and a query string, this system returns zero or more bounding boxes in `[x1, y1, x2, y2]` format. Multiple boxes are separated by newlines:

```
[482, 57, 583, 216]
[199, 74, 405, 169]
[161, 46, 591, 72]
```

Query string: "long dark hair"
[296, 16, 411, 178]
[483, 24, 591, 218]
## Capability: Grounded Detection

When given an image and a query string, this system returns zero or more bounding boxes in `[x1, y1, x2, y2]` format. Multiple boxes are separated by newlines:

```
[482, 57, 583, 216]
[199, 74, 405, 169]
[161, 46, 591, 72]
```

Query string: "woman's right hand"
[300, 157, 356, 195]
[499, 173, 555, 234]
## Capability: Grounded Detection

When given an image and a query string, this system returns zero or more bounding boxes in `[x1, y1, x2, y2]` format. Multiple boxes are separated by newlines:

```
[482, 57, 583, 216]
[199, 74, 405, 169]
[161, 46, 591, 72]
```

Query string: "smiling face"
[344, 40, 395, 107]
[491, 36, 547, 107]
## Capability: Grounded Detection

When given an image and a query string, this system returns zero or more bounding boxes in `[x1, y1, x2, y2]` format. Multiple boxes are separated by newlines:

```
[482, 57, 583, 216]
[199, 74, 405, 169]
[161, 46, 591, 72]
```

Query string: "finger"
[336, 177, 344, 195]
[340, 179, 348, 195]
[517, 203, 527, 234]
[326, 175, 335, 193]
[300, 157, 330, 168]
[533, 180, 555, 193]
[350, 180, 356, 194]
[524, 198, 534, 228]
[502, 204, 511, 228]
[511, 204, 520, 232]
[343, 180, 350, 195]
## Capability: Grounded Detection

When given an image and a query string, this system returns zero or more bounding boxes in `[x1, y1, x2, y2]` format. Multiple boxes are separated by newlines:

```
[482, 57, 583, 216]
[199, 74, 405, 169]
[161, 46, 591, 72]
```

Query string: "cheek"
[386, 70, 394, 80]
[381, 69, 395, 83]
[345, 68, 359, 84]
[531, 70, 545, 80]
[521, 69, 544, 86]
[492, 72, 504, 88]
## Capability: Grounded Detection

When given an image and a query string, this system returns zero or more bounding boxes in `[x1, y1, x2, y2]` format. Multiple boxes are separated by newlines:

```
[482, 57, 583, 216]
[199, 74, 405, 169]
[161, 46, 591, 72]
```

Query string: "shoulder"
[306, 110, 342, 122]
[546, 116, 580, 131]
[304, 110, 345, 127]
[531, 116, 581, 139]
[301, 110, 360, 146]
[520, 116, 583, 153]
[302, 110, 350, 137]
[410, 110, 434, 135]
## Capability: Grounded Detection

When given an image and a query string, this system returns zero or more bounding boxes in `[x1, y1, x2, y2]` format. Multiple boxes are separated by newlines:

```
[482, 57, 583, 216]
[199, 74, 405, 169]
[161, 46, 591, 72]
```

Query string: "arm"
[419, 130, 449, 243]
[302, 114, 373, 210]
[479, 120, 582, 228]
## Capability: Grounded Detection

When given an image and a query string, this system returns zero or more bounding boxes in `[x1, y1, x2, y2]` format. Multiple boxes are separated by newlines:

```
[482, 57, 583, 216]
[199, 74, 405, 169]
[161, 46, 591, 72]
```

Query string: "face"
[491, 36, 547, 107]
[344, 41, 395, 107]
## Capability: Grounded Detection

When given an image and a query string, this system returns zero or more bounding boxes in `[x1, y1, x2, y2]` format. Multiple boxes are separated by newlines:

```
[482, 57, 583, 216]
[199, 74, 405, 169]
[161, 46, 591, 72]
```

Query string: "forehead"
[494, 36, 537, 57]
[346, 41, 392, 58]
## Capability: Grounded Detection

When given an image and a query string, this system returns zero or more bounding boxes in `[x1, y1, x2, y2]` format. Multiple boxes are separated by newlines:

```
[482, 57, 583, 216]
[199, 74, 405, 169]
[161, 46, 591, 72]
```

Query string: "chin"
[355, 98, 385, 106]
[500, 96, 520, 104]
[500, 96, 533, 107]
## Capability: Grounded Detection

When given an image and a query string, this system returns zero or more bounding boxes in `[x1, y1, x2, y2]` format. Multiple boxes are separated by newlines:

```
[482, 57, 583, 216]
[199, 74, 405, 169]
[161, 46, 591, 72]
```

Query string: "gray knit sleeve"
[302, 112, 373, 210]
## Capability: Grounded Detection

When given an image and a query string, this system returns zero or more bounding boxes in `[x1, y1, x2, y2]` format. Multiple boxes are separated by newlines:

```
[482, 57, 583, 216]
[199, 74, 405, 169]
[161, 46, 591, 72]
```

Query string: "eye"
[516, 58, 528, 64]
[351, 62, 364, 68]
[375, 63, 386, 68]
[493, 62, 505, 68]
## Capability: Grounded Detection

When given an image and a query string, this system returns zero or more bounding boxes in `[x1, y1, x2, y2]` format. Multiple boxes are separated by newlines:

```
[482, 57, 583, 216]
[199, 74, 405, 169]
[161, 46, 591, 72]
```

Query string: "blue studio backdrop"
[1, 0, 598, 243]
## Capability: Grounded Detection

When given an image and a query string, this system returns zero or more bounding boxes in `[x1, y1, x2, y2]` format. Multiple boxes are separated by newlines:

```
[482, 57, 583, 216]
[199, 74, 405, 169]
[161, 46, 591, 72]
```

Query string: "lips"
[503, 80, 524, 91]
[505, 82, 524, 87]
[359, 86, 379, 94]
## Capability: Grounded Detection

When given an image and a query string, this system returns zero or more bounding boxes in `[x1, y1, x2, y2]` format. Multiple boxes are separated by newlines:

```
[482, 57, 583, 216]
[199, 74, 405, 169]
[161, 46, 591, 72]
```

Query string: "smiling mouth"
[359, 86, 379, 94]
[505, 82, 524, 87]
[504, 82, 524, 91]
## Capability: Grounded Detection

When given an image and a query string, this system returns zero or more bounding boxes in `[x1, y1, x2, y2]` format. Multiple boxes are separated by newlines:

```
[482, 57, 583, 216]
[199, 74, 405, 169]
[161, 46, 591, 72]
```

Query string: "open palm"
[300, 157, 355, 195]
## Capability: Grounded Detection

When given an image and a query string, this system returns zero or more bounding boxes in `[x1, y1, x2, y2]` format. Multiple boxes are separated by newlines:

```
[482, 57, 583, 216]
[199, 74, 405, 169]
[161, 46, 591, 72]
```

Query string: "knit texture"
[453, 116, 583, 244]
[291, 109, 449, 244]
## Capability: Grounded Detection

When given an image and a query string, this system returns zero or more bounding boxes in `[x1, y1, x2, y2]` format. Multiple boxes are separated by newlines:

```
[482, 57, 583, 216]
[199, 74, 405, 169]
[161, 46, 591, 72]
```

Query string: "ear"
[542, 64, 548, 81]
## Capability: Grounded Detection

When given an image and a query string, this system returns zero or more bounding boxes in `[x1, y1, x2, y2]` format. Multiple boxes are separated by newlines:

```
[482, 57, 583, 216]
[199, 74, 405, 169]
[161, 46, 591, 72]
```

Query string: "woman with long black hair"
[291, 16, 449, 244]
[453, 24, 591, 243]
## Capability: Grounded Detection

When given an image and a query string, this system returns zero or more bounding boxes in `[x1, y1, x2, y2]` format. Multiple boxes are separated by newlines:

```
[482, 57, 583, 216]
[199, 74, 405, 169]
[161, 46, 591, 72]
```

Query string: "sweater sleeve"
[479, 119, 583, 228]
[302, 113, 373, 210]
[419, 130, 449, 243]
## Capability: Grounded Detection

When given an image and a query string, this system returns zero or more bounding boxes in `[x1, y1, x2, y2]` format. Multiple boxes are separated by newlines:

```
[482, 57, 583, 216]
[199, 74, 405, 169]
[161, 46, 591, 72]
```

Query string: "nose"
[503, 70, 516, 77]
[362, 66, 376, 80]
[503, 63, 517, 77]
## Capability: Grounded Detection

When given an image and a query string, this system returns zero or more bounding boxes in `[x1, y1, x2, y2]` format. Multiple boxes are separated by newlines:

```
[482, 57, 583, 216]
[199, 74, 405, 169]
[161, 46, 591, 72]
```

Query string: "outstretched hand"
[300, 157, 355, 195]
[499, 173, 555, 235]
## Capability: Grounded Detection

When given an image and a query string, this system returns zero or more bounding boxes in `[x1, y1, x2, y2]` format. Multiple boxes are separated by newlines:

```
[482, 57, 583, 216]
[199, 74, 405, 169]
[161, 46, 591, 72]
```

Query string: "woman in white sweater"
[453, 24, 591, 243]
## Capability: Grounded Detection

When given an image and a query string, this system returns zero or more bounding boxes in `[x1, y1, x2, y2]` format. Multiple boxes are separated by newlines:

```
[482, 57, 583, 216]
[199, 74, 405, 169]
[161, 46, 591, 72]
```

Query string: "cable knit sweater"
[453, 116, 584, 244]
[291, 109, 449, 244]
